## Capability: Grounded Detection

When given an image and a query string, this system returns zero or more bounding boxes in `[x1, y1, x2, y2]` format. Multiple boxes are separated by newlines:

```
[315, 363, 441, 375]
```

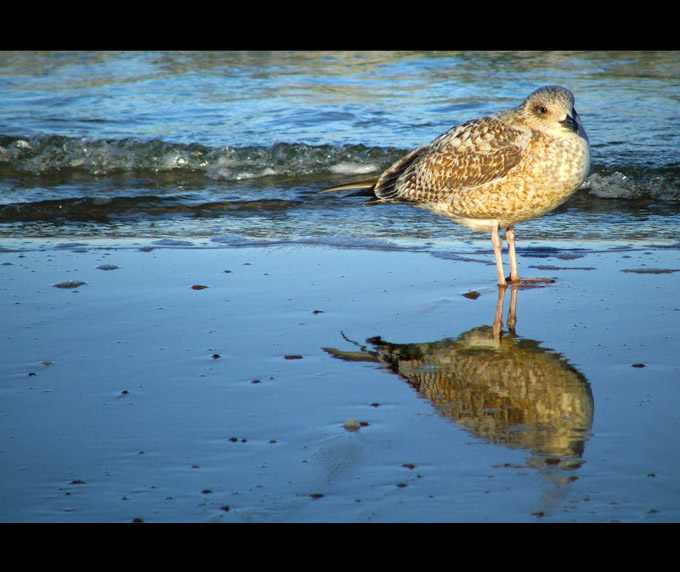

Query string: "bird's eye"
[539, 106, 548, 114]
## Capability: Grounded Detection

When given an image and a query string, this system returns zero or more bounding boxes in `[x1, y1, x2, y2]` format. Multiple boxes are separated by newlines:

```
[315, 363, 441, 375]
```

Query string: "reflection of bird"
[322, 86, 590, 285]
[323, 287, 593, 462]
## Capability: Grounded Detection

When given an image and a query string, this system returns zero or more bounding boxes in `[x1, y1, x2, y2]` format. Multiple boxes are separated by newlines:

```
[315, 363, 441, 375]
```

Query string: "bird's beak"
[559, 112, 578, 132]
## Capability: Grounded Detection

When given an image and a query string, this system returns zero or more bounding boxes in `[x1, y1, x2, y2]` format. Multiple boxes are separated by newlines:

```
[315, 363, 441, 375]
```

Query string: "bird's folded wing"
[386, 119, 526, 202]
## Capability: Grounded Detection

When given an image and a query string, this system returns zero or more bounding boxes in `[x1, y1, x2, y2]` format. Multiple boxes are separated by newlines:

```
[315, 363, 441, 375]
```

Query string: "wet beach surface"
[1, 51, 679, 522]
[1, 238, 679, 522]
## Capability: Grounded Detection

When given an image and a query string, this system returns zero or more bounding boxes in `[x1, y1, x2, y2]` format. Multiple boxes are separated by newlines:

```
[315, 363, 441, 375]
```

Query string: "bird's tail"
[321, 144, 427, 203]
[319, 177, 379, 195]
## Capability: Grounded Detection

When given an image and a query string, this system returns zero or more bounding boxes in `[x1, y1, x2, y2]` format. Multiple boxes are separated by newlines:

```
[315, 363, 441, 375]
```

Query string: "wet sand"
[1, 238, 679, 522]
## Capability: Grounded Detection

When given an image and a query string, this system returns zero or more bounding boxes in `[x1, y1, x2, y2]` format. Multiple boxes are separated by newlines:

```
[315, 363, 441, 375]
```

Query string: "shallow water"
[1, 51, 680, 245]
[1, 241, 679, 522]
[2, 51, 680, 523]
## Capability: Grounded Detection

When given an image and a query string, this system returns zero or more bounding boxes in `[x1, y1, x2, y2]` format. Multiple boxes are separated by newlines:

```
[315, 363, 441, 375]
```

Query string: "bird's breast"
[416, 131, 590, 230]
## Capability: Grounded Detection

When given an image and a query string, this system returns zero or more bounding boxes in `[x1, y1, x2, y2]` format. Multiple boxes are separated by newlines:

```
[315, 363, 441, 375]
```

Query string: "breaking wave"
[1, 133, 679, 201]
[0, 134, 399, 182]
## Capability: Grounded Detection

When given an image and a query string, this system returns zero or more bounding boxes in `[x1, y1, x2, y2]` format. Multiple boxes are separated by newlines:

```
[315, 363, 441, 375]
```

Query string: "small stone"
[54, 280, 86, 289]
[462, 290, 480, 300]
[343, 419, 362, 432]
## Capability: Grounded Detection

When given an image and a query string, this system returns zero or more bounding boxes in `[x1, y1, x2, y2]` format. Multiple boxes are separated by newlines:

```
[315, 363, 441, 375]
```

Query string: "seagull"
[321, 85, 590, 286]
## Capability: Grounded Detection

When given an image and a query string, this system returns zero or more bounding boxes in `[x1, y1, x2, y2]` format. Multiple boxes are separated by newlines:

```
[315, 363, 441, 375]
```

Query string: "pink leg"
[506, 225, 520, 283]
[491, 225, 507, 286]
[506, 226, 556, 285]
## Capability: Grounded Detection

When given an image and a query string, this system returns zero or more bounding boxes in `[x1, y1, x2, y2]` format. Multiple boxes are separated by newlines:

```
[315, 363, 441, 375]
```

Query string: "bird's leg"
[506, 225, 555, 285]
[506, 225, 520, 283]
[491, 225, 507, 286]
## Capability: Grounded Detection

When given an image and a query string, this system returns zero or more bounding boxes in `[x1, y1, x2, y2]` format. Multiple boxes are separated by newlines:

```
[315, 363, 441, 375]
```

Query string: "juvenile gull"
[322, 85, 590, 286]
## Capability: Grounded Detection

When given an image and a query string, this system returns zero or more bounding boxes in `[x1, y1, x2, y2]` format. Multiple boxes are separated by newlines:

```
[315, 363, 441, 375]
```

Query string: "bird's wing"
[370, 145, 431, 201]
[379, 116, 526, 203]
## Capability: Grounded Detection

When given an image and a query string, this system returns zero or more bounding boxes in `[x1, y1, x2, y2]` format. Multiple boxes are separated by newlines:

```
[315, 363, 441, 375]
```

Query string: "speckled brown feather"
[321, 86, 590, 284]
[371, 116, 525, 205]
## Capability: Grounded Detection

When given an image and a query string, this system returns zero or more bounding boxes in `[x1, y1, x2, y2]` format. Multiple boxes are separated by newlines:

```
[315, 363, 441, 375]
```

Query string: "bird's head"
[518, 85, 586, 138]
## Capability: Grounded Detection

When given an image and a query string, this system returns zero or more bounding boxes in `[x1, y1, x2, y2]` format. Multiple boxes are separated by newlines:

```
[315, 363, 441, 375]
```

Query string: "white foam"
[329, 162, 378, 175]
[585, 172, 641, 199]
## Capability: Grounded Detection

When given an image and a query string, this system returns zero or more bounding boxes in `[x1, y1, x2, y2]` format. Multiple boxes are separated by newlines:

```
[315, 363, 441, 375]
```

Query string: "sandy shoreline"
[1, 238, 679, 522]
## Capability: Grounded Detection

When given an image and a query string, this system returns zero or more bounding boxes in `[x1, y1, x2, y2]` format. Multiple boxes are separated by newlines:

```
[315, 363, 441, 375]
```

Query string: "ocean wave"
[0, 134, 398, 181]
[1, 133, 679, 201]
[583, 170, 680, 201]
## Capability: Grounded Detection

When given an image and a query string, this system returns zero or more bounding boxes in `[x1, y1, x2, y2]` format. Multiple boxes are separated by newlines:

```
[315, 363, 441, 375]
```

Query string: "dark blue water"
[1, 51, 679, 244]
